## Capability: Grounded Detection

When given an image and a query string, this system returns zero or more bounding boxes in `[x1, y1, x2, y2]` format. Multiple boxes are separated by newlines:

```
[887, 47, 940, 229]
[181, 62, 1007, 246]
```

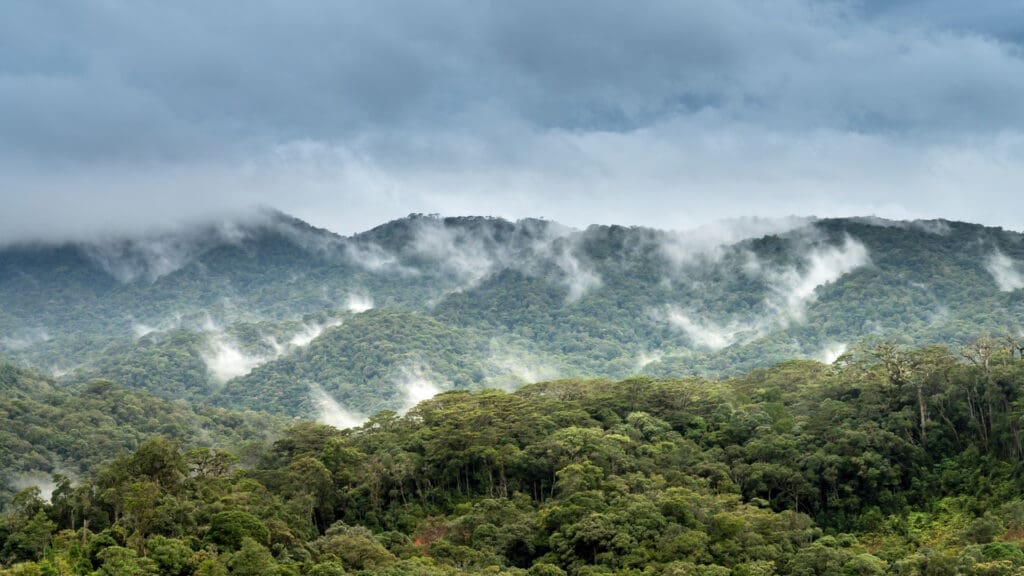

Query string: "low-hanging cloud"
[634, 350, 664, 372]
[202, 314, 346, 382]
[850, 216, 952, 236]
[532, 233, 604, 302]
[10, 470, 72, 503]
[202, 334, 268, 383]
[487, 343, 562, 388]
[344, 239, 415, 274]
[657, 234, 870, 349]
[986, 249, 1024, 291]
[394, 364, 444, 414]
[345, 292, 375, 313]
[288, 318, 344, 348]
[659, 308, 755, 351]
[77, 217, 266, 283]
[310, 383, 366, 430]
[815, 342, 848, 364]
[346, 216, 604, 300]
[0, 327, 50, 352]
[408, 219, 504, 285]
[766, 235, 871, 322]
[658, 216, 813, 268]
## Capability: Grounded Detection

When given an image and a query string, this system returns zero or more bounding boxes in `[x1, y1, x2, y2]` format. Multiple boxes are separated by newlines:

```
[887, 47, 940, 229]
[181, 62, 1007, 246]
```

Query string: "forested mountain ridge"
[2, 212, 1024, 420]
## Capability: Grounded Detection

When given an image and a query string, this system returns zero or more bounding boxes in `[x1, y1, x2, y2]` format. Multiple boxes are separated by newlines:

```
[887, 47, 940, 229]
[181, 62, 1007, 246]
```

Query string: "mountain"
[2, 211, 1024, 419]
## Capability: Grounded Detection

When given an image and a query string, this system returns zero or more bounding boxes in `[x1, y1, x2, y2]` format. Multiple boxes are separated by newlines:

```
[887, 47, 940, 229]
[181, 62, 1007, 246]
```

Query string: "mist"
[199, 319, 282, 383]
[344, 239, 416, 274]
[816, 342, 849, 364]
[656, 234, 870, 350]
[75, 214, 272, 282]
[310, 383, 366, 430]
[542, 237, 603, 303]
[395, 365, 444, 414]
[660, 308, 753, 351]
[766, 236, 871, 322]
[0, 328, 50, 352]
[202, 335, 268, 384]
[487, 343, 562, 388]
[985, 249, 1024, 292]
[10, 471, 62, 503]
[658, 216, 813, 268]
[634, 350, 664, 372]
[345, 293, 375, 313]
[288, 319, 344, 348]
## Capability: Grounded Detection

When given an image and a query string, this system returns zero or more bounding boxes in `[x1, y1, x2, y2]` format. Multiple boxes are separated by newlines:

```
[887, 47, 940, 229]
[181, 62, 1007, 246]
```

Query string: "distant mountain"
[2, 211, 1024, 419]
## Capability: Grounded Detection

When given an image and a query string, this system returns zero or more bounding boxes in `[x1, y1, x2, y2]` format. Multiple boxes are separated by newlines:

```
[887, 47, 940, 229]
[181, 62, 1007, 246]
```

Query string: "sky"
[3, 0, 1024, 241]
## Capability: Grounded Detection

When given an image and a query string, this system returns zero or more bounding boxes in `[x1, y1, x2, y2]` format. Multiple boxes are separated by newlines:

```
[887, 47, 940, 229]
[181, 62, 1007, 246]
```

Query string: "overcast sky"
[3, 0, 1024, 240]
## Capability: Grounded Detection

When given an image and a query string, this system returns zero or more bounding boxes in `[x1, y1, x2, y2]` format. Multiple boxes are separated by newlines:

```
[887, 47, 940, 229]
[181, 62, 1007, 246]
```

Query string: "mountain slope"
[2, 212, 1024, 418]
[0, 362, 285, 503]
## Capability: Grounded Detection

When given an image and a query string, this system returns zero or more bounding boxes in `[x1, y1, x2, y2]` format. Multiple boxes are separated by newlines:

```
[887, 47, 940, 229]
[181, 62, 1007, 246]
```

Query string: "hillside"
[2, 212, 1024, 419]
[5, 345, 1024, 574]
[0, 362, 287, 505]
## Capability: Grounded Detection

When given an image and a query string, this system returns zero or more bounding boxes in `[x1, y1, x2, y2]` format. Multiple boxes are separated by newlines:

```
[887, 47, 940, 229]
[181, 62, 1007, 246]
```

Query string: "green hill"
[2, 212, 1024, 418]
[5, 345, 1024, 575]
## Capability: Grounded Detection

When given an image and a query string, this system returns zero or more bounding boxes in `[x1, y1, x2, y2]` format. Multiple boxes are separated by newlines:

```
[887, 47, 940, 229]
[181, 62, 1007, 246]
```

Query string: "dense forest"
[4, 339, 1024, 575]
[0, 362, 286, 505]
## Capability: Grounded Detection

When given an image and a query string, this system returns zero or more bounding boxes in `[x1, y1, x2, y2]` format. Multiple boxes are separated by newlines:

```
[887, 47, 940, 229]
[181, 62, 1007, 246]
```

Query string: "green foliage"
[228, 537, 279, 576]
[208, 512, 271, 550]
[6, 214, 1024, 421]
[5, 345, 1024, 575]
[0, 363, 285, 505]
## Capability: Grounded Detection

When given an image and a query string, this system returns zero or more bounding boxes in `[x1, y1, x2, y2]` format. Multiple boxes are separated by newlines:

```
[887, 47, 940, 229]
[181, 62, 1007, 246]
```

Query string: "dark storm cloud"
[2, 0, 1024, 239]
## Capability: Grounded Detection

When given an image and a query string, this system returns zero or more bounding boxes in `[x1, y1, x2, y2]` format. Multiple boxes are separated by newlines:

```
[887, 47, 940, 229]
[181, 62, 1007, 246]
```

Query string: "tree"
[3, 510, 55, 562]
[227, 537, 278, 576]
[207, 511, 270, 550]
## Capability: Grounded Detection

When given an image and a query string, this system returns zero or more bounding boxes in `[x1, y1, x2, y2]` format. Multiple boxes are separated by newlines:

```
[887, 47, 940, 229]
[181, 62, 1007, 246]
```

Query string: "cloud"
[986, 249, 1024, 291]
[408, 219, 503, 285]
[534, 235, 603, 302]
[10, 471, 64, 503]
[766, 235, 871, 321]
[201, 334, 267, 383]
[815, 342, 848, 364]
[131, 313, 184, 339]
[344, 240, 412, 273]
[0, 328, 50, 352]
[199, 316, 279, 383]
[394, 364, 444, 414]
[346, 215, 603, 300]
[288, 318, 344, 347]
[57, 208, 307, 282]
[203, 311, 353, 381]
[2, 1, 1024, 239]
[657, 234, 870, 348]
[487, 343, 562, 388]
[310, 383, 366, 430]
[658, 216, 813, 267]
[634, 350, 664, 372]
[345, 292, 375, 313]
[660, 308, 754, 351]
[132, 323, 158, 338]
[850, 216, 952, 235]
